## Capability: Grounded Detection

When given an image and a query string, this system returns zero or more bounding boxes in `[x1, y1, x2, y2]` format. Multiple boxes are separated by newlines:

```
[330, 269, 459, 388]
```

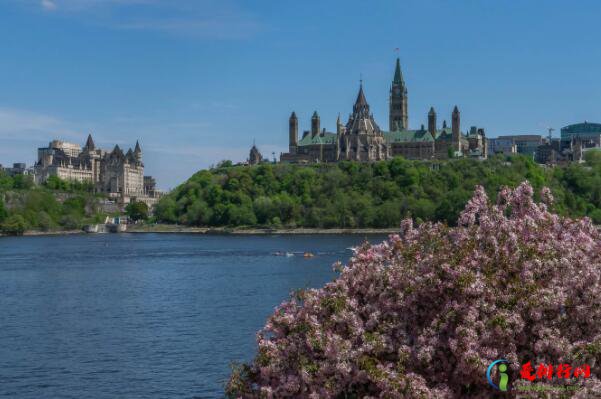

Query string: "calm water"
[0, 233, 386, 398]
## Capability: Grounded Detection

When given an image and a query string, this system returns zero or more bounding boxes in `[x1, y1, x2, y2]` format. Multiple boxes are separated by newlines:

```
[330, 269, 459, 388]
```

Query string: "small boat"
[286, 252, 294, 257]
[303, 252, 315, 258]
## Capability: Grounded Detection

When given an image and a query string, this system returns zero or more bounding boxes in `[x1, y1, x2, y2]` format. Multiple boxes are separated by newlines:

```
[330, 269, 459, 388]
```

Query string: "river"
[0, 233, 387, 398]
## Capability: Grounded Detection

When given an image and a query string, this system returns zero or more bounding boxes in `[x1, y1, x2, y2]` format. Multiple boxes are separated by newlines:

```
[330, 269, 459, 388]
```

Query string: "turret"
[289, 111, 298, 153]
[452, 106, 460, 150]
[428, 107, 437, 136]
[311, 111, 320, 138]
[84, 134, 95, 151]
[336, 114, 343, 135]
[134, 140, 142, 163]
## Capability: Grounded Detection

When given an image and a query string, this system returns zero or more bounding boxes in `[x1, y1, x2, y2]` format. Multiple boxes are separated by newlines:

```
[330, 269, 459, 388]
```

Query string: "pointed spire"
[429, 106, 436, 115]
[393, 58, 404, 85]
[312, 111, 319, 119]
[290, 111, 297, 120]
[355, 81, 368, 108]
[453, 105, 459, 114]
[85, 133, 95, 150]
[134, 140, 141, 153]
[112, 144, 124, 158]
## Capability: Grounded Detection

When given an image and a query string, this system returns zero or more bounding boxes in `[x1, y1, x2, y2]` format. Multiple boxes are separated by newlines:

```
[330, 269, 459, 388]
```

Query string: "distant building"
[534, 122, 601, 165]
[34, 135, 160, 206]
[143, 176, 158, 197]
[280, 58, 488, 163]
[249, 144, 263, 165]
[535, 139, 562, 164]
[488, 137, 517, 155]
[560, 122, 601, 150]
[561, 121, 601, 150]
[0, 163, 30, 176]
[489, 135, 545, 156]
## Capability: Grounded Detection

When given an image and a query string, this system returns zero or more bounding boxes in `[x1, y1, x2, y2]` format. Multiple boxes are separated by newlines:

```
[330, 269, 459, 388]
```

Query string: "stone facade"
[280, 58, 487, 163]
[249, 144, 263, 165]
[34, 135, 160, 205]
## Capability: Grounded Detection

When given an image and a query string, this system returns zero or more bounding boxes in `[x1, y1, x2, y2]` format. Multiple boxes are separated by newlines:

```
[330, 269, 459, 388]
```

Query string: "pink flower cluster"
[227, 182, 601, 398]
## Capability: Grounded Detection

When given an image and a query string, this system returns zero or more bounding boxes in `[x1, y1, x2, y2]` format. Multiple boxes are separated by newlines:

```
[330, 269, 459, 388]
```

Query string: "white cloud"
[41, 0, 57, 11]
[30, 0, 261, 39]
[0, 107, 80, 142]
[0, 107, 85, 166]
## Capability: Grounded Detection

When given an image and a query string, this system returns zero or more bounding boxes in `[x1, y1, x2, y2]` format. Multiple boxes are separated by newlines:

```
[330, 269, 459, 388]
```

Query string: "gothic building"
[280, 58, 488, 163]
[248, 143, 263, 165]
[34, 135, 160, 205]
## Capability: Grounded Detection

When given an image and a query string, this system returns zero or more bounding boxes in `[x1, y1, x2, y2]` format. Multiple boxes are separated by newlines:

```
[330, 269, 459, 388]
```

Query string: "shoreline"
[2, 225, 398, 237]
[127, 225, 398, 235]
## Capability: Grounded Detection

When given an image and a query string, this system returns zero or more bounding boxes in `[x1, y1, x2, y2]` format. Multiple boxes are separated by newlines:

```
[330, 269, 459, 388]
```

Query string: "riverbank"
[0, 224, 398, 237]
[126, 224, 398, 235]
[0, 229, 85, 237]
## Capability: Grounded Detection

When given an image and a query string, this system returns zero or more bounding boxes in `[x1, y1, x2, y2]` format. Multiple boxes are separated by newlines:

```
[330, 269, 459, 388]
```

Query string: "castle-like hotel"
[279, 59, 487, 163]
[34, 135, 160, 206]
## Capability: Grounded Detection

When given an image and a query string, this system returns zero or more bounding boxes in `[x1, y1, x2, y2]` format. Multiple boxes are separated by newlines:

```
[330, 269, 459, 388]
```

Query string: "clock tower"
[389, 58, 408, 131]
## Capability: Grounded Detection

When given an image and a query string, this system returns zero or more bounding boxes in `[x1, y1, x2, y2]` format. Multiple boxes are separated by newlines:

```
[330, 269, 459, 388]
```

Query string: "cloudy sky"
[1, 0, 601, 188]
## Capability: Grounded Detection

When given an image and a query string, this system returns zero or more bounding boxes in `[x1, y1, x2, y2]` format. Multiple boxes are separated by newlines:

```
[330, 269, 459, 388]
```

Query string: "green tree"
[1, 214, 27, 235]
[126, 201, 149, 221]
[0, 199, 7, 223]
[59, 214, 82, 230]
[153, 155, 601, 229]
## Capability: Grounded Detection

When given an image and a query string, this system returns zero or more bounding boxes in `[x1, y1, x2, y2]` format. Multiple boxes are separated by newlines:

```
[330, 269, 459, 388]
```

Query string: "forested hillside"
[0, 174, 108, 235]
[155, 153, 601, 228]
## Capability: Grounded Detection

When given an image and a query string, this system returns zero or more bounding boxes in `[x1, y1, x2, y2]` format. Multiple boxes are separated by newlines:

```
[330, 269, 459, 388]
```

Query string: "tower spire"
[393, 58, 404, 85]
[389, 58, 408, 130]
[354, 81, 369, 111]
[85, 133, 95, 150]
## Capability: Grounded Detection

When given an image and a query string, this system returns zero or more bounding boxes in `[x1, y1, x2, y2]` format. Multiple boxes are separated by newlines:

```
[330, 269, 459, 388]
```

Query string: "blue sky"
[1, 0, 601, 189]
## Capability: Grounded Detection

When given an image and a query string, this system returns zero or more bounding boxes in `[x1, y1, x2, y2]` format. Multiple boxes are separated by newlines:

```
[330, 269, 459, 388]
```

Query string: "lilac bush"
[227, 182, 601, 398]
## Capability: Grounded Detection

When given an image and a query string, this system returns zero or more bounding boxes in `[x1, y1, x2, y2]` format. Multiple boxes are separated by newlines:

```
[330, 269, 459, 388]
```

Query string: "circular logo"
[487, 359, 510, 391]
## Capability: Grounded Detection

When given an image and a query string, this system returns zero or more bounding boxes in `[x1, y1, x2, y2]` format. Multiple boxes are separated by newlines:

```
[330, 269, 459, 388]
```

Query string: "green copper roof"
[298, 132, 337, 145]
[384, 128, 454, 143]
[294, 129, 460, 147]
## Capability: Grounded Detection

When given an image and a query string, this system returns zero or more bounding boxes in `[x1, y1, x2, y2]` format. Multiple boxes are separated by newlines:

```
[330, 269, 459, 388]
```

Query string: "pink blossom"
[226, 182, 601, 398]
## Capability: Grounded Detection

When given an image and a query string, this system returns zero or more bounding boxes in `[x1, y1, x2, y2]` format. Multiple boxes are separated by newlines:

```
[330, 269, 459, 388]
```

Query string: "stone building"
[0, 163, 29, 176]
[34, 135, 160, 205]
[489, 135, 545, 156]
[280, 58, 487, 163]
[248, 143, 263, 165]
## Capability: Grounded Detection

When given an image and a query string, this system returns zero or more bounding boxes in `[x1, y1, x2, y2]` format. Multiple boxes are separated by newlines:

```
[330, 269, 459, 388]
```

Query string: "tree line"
[154, 152, 601, 228]
[0, 174, 107, 235]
